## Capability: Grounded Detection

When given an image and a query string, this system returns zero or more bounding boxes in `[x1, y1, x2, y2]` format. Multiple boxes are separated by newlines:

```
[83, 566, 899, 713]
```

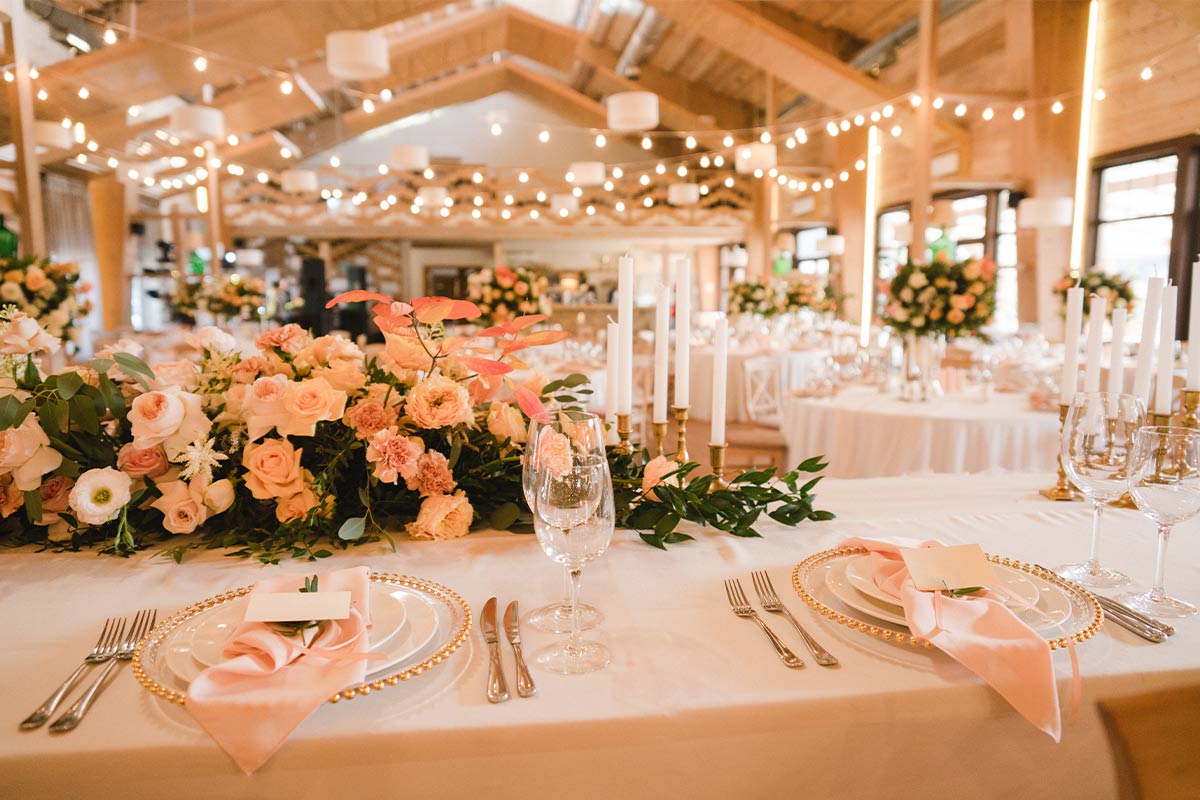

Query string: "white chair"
[724, 355, 787, 469]
[743, 355, 783, 427]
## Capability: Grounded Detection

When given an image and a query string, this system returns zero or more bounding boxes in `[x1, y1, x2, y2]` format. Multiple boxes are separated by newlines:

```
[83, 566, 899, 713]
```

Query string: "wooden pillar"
[4, 13, 45, 255]
[695, 245, 720, 311]
[833, 127, 869, 326]
[88, 175, 128, 331]
[170, 210, 189, 277]
[910, 0, 937, 258]
[204, 143, 222, 273]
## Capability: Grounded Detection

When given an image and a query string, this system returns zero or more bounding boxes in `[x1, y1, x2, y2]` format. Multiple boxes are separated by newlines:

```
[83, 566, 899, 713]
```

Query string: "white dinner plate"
[843, 554, 1041, 610]
[824, 559, 1072, 632]
[162, 585, 438, 686]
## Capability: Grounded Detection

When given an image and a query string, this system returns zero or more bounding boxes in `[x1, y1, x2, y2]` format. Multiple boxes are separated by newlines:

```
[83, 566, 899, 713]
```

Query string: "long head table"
[3, 474, 1198, 799]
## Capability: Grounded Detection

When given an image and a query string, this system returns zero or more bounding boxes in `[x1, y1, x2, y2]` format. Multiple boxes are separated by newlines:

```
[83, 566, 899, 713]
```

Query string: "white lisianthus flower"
[69, 467, 132, 526]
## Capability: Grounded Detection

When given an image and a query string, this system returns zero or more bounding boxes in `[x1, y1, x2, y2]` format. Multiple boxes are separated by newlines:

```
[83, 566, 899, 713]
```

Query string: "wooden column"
[909, 0, 937, 258]
[204, 143, 223, 273]
[1006, 0, 1039, 325]
[88, 175, 129, 331]
[833, 127, 869, 327]
[4, 13, 45, 255]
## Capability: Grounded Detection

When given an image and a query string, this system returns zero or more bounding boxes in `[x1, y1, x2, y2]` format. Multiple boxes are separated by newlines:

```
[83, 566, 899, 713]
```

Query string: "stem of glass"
[559, 566, 572, 612]
[1086, 500, 1105, 575]
[567, 566, 583, 654]
[1151, 524, 1172, 602]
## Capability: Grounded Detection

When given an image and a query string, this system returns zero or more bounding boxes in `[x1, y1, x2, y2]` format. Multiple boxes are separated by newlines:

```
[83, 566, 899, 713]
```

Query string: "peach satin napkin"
[841, 537, 1065, 741]
[186, 566, 374, 773]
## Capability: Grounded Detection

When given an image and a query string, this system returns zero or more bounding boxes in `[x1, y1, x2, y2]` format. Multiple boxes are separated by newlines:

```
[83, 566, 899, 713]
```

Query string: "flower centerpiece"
[0, 257, 90, 343]
[467, 265, 550, 325]
[780, 277, 837, 314]
[204, 275, 267, 320]
[1053, 269, 1135, 319]
[727, 280, 778, 318]
[168, 279, 202, 323]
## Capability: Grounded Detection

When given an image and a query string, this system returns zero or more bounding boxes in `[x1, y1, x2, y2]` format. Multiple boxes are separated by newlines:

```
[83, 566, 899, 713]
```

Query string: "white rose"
[486, 402, 527, 444]
[151, 360, 200, 390]
[0, 312, 60, 355]
[0, 281, 23, 302]
[203, 478, 235, 514]
[187, 325, 238, 354]
[0, 413, 62, 491]
[128, 385, 212, 459]
[69, 467, 132, 526]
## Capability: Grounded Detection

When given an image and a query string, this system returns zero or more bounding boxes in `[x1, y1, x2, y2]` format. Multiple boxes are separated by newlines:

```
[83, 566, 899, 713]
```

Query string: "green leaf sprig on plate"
[268, 575, 327, 640]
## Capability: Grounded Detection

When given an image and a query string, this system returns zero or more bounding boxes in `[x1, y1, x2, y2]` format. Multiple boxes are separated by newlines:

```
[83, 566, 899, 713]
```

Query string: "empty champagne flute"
[1055, 391, 1145, 587]
[523, 410, 604, 633]
[532, 449, 614, 674]
[1122, 426, 1200, 617]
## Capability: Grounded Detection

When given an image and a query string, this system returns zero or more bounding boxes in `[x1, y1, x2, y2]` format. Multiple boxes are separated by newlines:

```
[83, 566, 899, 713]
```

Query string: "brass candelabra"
[672, 406, 690, 464]
[1040, 404, 1082, 501]
[1178, 390, 1200, 430]
[651, 421, 668, 458]
[614, 413, 633, 455]
[708, 443, 729, 491]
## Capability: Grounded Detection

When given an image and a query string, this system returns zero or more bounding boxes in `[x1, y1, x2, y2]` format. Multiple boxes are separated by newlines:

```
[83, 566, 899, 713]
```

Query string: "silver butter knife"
[504, 601, 536, 698]
[1094, 594, 1175, 636]
[481, 597, 510, 703]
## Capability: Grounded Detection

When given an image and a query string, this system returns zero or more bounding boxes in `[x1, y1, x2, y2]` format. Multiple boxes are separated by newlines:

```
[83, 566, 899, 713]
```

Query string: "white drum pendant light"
[735, 143, 776, 174]
[280, 169, 318, 194]
[569, 161, 606, 187]
[606, 91, 659, 132]
[667, 184, 700, 206]
[325, 30, 390, 81]
[391, 145, 430, 171]
[168, 105, 225, 142]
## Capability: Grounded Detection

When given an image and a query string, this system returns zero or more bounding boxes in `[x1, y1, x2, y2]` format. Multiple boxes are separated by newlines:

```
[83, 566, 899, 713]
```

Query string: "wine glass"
[532, 450, 615, 674]
[1121, 426, 1200, 617]
[523, 409, 604, 634]
[1055, 391, 1145, 587]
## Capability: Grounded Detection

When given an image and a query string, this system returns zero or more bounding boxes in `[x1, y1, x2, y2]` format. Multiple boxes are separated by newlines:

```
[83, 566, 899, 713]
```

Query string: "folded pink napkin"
[186, 566, 374, 773]
[841, 538, 1065, 741]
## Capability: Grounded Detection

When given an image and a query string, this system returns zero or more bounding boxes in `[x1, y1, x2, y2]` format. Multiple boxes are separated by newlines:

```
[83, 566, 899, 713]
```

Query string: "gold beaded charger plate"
[792, 547, 1102, 651]
[134, 572, 472, 706]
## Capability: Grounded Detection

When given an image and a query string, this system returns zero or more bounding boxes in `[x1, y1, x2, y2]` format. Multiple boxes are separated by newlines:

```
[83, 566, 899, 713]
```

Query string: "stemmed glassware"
[532, 442, 615, 674]
[1055, 391, 1145, 587]
[523, 410, 604, 633]
[1122, 426, 1200, 617]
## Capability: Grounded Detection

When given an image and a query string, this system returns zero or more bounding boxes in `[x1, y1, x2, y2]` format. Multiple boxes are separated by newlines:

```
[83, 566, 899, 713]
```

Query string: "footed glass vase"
[900, 332, 945, 402]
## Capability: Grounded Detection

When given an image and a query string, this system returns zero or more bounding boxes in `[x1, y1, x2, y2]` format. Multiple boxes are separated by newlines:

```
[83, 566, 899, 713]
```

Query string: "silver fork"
[20, 617, 125, 730]
[751, 570, 839, 667]
[724, 579, 804, 668]
[49, 609, 156, 734]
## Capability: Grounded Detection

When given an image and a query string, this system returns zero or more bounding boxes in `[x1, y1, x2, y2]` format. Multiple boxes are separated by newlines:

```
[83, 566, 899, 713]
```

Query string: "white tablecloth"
[690, 346, 829, 422]
[784, 385, 1061, 478]
[4, 474, 1199, 799]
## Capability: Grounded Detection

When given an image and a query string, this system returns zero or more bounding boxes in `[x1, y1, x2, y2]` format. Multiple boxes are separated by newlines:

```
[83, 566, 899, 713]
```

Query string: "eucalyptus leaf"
[337, 516, 366, 541]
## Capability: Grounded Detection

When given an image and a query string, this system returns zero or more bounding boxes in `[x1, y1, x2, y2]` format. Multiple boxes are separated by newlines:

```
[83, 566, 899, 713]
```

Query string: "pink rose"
[242, 374, 290, 441]
[486, 401, 527, 444]
[232, 356, 269, 384]
[256, 323, 310, 355]
[38, 474, 73, 515]
[151, 479, 207, 534]
[947, 308, 966, 324]
[407, 450, 457, 497]
[313, 360, 367, 393]
[406, 374, 473, 430]
[151, 359, 200, 390]
[495, 266, 517, 289]
[242, 438, 305, 499]
[382, 331, 432, 373]
[365, 428, 425, 484]
[949, 293, 976, 311]
[533, 430, 571, 478]
[406, 491, 473, 541]
[343, 394, 399, 440]
[276, 377, 348, 438]
[116, 444, 170, 480]
[24, 266, 46, 291]
[0, 413, 63, 491]
[0, 312, 60, 355]
[275, 482, 320, 523]
[128, 386, 212, 459]
[641, 455, 676, 499]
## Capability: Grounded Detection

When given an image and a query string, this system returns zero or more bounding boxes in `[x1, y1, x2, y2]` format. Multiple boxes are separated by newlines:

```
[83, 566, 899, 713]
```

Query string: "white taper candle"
[1060, 287, 1084, 406]
[1106, 306, 1127, 405]
[1133, 277, 1165, 407]
[616, 254, 634, 415]
[1083, 294, 1106, 393]
[1155, 285, 1178, 416]
[711, 315, 728, 446]
[674, 256, 692, 407]
[653, 283, 671, 423]
[1188, 262, 1200, 389]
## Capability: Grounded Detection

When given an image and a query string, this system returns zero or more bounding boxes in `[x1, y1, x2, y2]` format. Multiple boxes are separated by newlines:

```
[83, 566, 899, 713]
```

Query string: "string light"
[572, 186, 582, 197]
[586, 205, 595, 216]
[1094, 88, 1106, 101]
[473, 195, 483, 206]
[699, 185, 709, 195]
[882, 104, 894, 118]
[639, 174, 650, 186]
[501, 209, 512, 219]
[982, 106, 994, 120]
[785, 137, 796, 149]
[280, 79, 293, 95]
[193, 55, 207, 72]
[891, 125, 902, 137]
[724, 177, 734, 188]
[77, 86, 89, 99]
[641, 136, 652, 150]
[953, 103, 967, 117]
[28, 67, 38, 79]
[910, 93, 922, 107]
[853, 114, 864, 126]
[855, 158, 866, 171]
[932, 96, 944, 109]
[75, 153, 86, 164]
[796, 128, 808, 143]
[2, 71, 11, 83]
[518, 171, 529, 183]
[870, 111, 881, 123]
[676, 165, 687, 177]
[753, 168, 763, 178]
[1140, 65, 1153, 80]
[699, 156, 710, 167]
[504, 194, 514, 205]
[128, 105, 140, 117]
[36, 88, 47, 101]
[839, 119, 850, 131]
[565, 170, 575, 182]
[490, 122, 502, 136]
[643, 197, 653, 208]
[60, 117, 71, 129]
[362, 98, 375, 113]
[440, 207, 450, 218]
[595, 133, 606, 148]
[380, 89, 393, 102]
[612, 167, 623, 178]
[377, 164, 388, 175]
[723, 134, 734, 147]
[760, 131, 771, 143]
[685, 135, 696, 149]
[193, 145, 205, 157]
[472, 171, 483, 183]
[538, 129, 550, 143]
[603, 180, 614, 191]
[257, 171, 268, 183]
[103, 27, 117, 45]
[1012, 106, 1026, 121]
[280, 147, 292, 159]
[529, 209, 539, 219]
[106, 157, 118, 168]
[615, 201, 625, 212]
[713, 155, 724, 167]
[472, 208, 481, 219]
[227, 134, 239, 146]
[329, 155, 340, 168]
[558, 208, 568, 218]
[839, 170, 849, 181]
[826, 122, 839, 136]
[423, 168, 435, 179]
[1051, 100, 1064, 114]
[655, 163, 666, 175]
[823, 178, 833, 188]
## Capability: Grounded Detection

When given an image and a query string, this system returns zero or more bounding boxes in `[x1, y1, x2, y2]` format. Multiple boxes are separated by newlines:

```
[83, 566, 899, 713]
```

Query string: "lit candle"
[1133, 277, 1165, 408]
[1155, 285, 1178, 416]
[605, 320, 619, 421]
[653, 283, 671, 423]
[1060, 287, 1084, 406]
[616, 254, 634, 416]
[674, 255, 692, 408]
[711, 315, 728, 446]
[1188, 261, 1200, 389]
[1083, 294, 1107, 393]
[1107, 306, 1127, 404]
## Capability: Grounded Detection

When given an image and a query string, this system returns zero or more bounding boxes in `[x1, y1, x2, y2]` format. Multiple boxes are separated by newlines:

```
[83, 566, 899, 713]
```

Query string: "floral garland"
[1052, 269, 1135, 318]
[728, 281, 778, 317]
[881, 256, 996, 339]
[0, 257, 90, 342]
[204, 275, 267, 319]
[467, 266, 549, 325]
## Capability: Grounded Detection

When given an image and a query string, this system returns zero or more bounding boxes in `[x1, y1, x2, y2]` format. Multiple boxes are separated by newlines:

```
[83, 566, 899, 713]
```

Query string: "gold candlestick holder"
[672, 406, 690, 464]
[1152, 412, 1174, 427]
[614, 412, 633, 455]
[708, 443, 729, 491]
[1040, 404, 1082, 501]
[651, 421, 668, 458]
[1176, 391, 1200, 429]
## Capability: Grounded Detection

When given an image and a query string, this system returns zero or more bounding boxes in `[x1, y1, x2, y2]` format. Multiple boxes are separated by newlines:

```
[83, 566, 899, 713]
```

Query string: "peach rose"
[129, 385, 212, 459]
[151, 359, 200, 390]
[275, 482, 320, 523]
[38, 474, 73, 515]
[116, 444, 170, 480]
[0, 413, 63, 491]
[313, 360, 367, 393]
[232, 356, 269, 384]
[0, 312, 60, 355]
[407, 450, 457, 497]
[293, 334, 363, 371]
[520, 372, 547, 398]
[0, 473, 23, 518]
[947, 308, 966, 325]
[365, 428, 425, 484]
[256, 323, 310, 355]
[533, 430, 571, 478]
[641, 455, 676, 500]
[24, 266, 46, 292]
[242, 438, 305, 499]
[495, 266, 517, 289]
[151, 479, 207, 535]
[242, 374, 290, 441]
[486, 402, 527, 444]
[343, 393, 399, 440]
[203, 478, 235, 514]
[406, 374, 473, 430]
[274, 377, 348, 438]
[382, 331, 432, 373]
[406, 491, 473, 541]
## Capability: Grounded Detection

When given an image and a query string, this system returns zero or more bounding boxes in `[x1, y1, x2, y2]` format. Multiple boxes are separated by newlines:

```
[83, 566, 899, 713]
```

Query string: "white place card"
[244, 590, 352, 623]
[900, 544, 997, 593]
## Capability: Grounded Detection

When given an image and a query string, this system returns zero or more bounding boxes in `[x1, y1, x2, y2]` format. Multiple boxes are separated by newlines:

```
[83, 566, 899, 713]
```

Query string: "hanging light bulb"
[3, 71, 12, 83]
[77, 86, 89, 99]
[60, 117, 71, 129]
[768, 167, 778, 178]
[1141, 65, 1153, 81]
[36, 88, 47, 101]
[639, 174, 650, 186]
[472, 171, 483, 183]
[724, 177, 734, 188]
[785, 137, 796, 149]
[643, 197, 653, 208]
[797, 181, 807, 191]
[329, 154, 341, 168]
[713, 155, 724, 167]
[473, 195, 483, 206]
[699, 155, 711, 168]
[910, 93, 922, 107]
[518, 171, 529, 183]
[795, 128, 808, 144]
[193, 55, 208, 72]
[870, 111, 881, 123]
[1051, 100, 1064, 114]
[572, 186, 583, 198]
[106, 157, 118, 168]
[641, 136, 652, 150]
[699, 185, 709, 195]
[423, 168, 435, 179]
[677, 165, 687, 177]
[380, 89, 393, 102]
[280, 79, 293, 95]
[932, 96, 944, 109]
[982, 106, 995, 120]
[685, 135, 697, 149]
[504, 194, 514, 205]
[839, 170, 849, 181]
[753, 168, 763, 179]
[853, 114, 864, 126]
[378, 164, 389, 175]
[615, 201, 626, 212]
[855, 158, 866, 171]
[128, 105, 140, 117]
[586, 205, 595, 216]
[612, 167, 623, 179]
[760, 131, 771, 143]
[472, 208, 481, 219]
[28, 66, 38, 79]
[75, 153, 86, 165]
[257, 172, 269, 183]
[539, 129, 550, 143]
[530, 209, 539, 219]
[501, 209, 512, 219]
[362, 98, 375, 113]
[891, 125, 902, 137]
[565, 170, 576, 182]
[655, 163, 666, 175]
[603, 180, 614, 191]
[595, 133, 606, 148]
[1012, 106, 1026, 121]
[954, 103, 967, 117]
[883, 104, 895, 118]
[839, 119, 850, 131]
[823, 177, 833, 188]
[440, 207, 450, 218]
[227, 133, 239, 146]
[490, 122, 502, 136]
[826, 122, 839, 136]
[722, 134, 734, 147]
[1094, 88, 1106, 101]
[103, 27, 117, 45]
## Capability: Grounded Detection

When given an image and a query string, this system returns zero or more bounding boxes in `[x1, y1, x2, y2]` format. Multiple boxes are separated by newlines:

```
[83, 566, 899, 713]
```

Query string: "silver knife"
[504, 601, 536, 698]
[1100, 603, 1167, 643]
[481, 597, 510, 703]
[1094, 594, 1175, 636]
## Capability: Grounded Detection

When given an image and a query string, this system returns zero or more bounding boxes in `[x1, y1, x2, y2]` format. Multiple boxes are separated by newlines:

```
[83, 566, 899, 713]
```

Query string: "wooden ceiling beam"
[502, 61, 607, 128]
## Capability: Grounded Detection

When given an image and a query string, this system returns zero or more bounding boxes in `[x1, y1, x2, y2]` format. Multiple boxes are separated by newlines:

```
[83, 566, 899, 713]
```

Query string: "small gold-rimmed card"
[245, 591, 352, 623]
[900, 544, 998, 593]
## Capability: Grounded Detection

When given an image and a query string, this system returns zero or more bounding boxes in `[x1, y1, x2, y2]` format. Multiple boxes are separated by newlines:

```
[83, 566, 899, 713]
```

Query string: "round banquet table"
[690, 345, 829, 422]
[784, 385, 1060, 478]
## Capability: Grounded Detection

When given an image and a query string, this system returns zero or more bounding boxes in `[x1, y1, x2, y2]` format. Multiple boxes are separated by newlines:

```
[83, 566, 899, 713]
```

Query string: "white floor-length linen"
[691, 346, 829, 422]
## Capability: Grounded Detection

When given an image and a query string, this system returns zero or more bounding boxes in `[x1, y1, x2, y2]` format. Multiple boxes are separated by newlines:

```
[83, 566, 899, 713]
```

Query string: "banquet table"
[3, 474, 1199, 799]
[784, 385, 1061, 478]
[690, 345, 829, 422]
